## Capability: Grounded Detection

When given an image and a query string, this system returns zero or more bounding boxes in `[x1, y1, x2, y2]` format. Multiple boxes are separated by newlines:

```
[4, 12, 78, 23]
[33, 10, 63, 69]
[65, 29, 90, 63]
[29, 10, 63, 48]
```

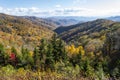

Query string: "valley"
[0, 13, 120, 80]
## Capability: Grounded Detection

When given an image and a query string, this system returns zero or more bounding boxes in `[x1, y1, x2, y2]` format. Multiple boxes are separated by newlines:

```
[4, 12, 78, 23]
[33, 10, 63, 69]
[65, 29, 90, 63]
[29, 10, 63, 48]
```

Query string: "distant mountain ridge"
[44, 17, 80, 27]
[45, 16, 97, 27]
[107, 16, 120, 22]
[20, 16, 57, 30]
[20, 16, 92, 29]
[55, 19, 114, 34]
[55, 19, 118, 43]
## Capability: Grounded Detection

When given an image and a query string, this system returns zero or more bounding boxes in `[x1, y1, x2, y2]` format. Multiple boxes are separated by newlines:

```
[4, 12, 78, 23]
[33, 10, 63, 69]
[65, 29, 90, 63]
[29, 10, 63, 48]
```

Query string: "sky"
[0, 0, 120, 17]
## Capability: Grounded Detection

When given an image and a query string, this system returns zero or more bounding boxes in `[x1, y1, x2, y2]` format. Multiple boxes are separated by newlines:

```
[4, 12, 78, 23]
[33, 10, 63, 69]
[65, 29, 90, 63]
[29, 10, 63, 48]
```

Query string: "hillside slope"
[21, 16, 57, 30]
[0, 13, 54, 50]
[55, 19, 118, 43]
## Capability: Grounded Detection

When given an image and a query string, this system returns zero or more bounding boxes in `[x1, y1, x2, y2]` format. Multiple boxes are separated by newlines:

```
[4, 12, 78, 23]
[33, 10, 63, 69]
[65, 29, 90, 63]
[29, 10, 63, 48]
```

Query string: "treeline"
[0, 33, 120, 80]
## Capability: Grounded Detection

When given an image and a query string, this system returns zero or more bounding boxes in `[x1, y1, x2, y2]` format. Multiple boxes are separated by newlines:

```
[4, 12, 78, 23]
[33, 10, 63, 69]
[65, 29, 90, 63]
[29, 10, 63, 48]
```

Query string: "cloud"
[55, 5, 61, 8]
[0, 7, 3, 11]
[0, 7, 42, 16]
[0, 7, 90, 16]
[52, 8, 90, 16]
[0, 6, 120, 17]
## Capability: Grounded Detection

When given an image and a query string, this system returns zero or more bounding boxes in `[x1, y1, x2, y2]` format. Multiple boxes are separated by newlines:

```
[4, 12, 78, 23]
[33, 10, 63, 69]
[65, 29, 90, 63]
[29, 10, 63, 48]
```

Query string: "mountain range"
[107, 16, 120, 22]
[44, 16, 97, 27]
[55, 19, 120, 45]
[1, 13, 120, 49]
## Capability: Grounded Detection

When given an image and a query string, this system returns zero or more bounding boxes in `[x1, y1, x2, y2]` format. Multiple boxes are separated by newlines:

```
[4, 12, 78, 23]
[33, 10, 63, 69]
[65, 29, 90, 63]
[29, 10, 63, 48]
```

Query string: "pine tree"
[39, 39, 48, 71]
[0, 44, 7, 66]
[33, 47, 40, 70]
[20, 47, 33, 68]
[11, 46, 17, 55]
[45, 43, 55, 71]
[51, 34, 59, 63]
[57, 39, 68, 63]
[51, 34, 68, 63]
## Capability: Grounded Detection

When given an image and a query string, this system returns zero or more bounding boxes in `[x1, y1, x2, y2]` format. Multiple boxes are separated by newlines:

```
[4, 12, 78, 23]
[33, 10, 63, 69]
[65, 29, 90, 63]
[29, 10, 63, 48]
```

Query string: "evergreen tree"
[57, 39, 68, 62]
[19, 46, 33, 68]
[33, 47, 40, 70]
[51, 34, 58, 62]
[0, 44, 7, 66]
[11, 46, 17, 55]
[45, 43, 55, 71]
[51, 34, 68, 63]
[39, 39, 48, 71]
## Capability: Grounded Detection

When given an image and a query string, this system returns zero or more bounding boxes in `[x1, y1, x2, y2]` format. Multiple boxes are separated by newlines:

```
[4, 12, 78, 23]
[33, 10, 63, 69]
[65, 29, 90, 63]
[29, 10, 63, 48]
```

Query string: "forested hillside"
[55, 19, 116, 43]
[55, 19, 114, 34]
[21, 16, 57, 30]
[0, 13, 54, 50]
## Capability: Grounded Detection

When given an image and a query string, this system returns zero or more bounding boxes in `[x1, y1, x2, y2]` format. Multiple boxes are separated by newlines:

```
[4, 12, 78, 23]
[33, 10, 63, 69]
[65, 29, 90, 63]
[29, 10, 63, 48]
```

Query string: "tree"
[39, 39, 48, 71]
[37, 34, 69, 71]
[102, 29, 120, 78]
[0, 44, 8, 66]
[45, 43, 54, 71]
[33, 47, 40, 70]
[19, 46, 34, 69]
[11, 46, 17, 55]
[10, 47, 18, 67]
[57, 39, 68, 63]
[51, 34, 68, 63]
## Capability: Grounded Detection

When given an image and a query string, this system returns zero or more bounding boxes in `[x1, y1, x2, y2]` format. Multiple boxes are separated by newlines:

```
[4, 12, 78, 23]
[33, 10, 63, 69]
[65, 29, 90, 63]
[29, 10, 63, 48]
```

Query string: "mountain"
[21, 16, 57, 30]
[55, 19, 119, 43]
[44, 17, 79, 27]
[0, 13, 54, 50]
[20, 16, 97, 30]
[55, 19, 114, 34]
[45, 16, 97, 27]
[107, 16, 120, 22]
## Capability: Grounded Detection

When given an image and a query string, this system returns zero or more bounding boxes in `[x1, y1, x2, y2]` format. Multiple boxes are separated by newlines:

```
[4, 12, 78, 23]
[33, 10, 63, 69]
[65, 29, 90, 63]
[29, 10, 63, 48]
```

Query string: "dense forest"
[0, 13, 120, 80]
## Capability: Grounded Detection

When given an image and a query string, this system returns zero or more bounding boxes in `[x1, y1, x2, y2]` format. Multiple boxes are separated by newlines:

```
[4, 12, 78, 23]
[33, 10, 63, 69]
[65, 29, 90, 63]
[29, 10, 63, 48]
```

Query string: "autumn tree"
[66, 44, 85, 67]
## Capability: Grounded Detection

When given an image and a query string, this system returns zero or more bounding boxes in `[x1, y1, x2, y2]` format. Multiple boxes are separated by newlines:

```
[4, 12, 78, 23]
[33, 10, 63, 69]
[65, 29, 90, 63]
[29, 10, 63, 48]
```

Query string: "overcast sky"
[0, 0, 120, 17]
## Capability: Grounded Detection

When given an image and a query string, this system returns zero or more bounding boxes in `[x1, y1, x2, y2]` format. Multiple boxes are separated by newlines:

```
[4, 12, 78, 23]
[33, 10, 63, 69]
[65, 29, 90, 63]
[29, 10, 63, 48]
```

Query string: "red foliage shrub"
[10, 53, 16, 61]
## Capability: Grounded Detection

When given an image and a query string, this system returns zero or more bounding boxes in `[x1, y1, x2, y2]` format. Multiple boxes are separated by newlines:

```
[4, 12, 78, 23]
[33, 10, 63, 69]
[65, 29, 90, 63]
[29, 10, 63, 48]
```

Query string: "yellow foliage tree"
[66, 44, 85, 56]
[29, 51, 33, 57]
